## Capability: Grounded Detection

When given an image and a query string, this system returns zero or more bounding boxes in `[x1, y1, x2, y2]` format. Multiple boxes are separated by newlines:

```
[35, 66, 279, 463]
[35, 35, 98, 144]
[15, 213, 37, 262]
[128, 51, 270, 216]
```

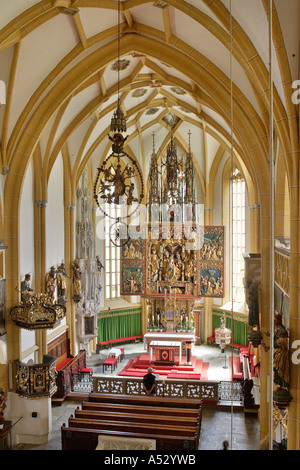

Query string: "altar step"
[117, 354, 208, 380]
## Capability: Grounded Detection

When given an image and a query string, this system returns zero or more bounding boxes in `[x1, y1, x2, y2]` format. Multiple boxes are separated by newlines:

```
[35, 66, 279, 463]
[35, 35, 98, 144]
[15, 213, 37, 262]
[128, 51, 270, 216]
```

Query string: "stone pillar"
[258, 181, 272, 449]
[286, 156, 300, 449]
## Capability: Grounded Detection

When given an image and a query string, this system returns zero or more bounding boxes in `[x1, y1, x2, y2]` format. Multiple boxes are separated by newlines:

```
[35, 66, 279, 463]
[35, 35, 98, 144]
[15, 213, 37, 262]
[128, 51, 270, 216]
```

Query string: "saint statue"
[57, 263, 69, 302]
[263, 313, 290, 394]
[108, 132, 127, 155]
[167, 254, 176, 282]
[150, 247, 159, 281]
[273, 314, 289, 392]
[96, 256, 104, 283]
[72, 260, 82, 301]
[20, 273, 33, 303]
[46, 267, 56, 302]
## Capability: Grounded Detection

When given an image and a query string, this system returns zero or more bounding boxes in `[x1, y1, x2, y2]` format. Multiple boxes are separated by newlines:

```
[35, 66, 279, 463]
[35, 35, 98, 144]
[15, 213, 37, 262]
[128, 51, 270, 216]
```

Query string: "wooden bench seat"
[87, 393, 202, 409]
[56, 357, 73, 371]
[81, 401, 202, 418]
[229, 356, 243, 380]
[68, 416, 197, 436]
[74, 408, 201, 443]
[96, 335, 143, 352]
[61, 424, 197, 451]
[74, 408, 200, 429]
[61, 392, 202, 451]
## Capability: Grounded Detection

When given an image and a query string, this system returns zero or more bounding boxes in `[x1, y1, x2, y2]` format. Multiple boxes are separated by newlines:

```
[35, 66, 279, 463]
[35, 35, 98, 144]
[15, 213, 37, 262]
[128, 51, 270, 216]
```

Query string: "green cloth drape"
[212, 310, 248, 346]
[97, 308, 142, 342]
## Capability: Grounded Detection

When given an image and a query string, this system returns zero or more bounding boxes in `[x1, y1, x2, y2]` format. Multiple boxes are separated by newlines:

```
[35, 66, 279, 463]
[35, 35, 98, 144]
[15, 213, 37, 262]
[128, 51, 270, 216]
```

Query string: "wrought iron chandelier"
[93, 0, 144, 247]
[93, 0, 143, 213]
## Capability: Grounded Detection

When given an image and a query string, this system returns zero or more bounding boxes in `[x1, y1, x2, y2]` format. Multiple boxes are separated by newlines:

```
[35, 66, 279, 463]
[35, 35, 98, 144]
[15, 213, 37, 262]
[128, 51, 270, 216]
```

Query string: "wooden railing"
[93, 376, 220, 402]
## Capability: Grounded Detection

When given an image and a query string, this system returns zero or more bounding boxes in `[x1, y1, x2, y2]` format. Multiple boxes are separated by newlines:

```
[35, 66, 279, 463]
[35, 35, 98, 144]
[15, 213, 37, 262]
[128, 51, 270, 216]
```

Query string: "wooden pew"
[87, 393, 202, 409]
[61, 424, 197, 451]
[53, 350, 86, 403]
[61, 392, 202, 450]
[81, 400, 202, 418]
[75, 408, 199, 427]
[68, 416, 198, 439]
[73, 408, 201, 440]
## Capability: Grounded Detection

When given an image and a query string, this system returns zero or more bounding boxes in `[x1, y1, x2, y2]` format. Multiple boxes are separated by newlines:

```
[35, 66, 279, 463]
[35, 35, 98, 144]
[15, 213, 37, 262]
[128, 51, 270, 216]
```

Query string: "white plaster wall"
[20, 159, 36, 355]
[21, 329, 35, 359]
[213, 151, 228, 226]
[20, 158, 35, 283]
[5, 392, 52, 446]
[46, 153, 65, 273]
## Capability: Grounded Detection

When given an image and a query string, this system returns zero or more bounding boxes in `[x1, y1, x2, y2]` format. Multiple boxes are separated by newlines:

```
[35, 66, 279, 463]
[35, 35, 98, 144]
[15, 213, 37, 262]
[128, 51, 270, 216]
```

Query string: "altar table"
[144, 331, 195, 355]
[150, 341, 182, 364]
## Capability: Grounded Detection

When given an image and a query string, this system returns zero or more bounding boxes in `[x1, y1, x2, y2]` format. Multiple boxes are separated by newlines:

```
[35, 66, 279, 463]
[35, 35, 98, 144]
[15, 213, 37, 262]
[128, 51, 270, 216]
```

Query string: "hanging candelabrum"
[93, 0, 144, 249]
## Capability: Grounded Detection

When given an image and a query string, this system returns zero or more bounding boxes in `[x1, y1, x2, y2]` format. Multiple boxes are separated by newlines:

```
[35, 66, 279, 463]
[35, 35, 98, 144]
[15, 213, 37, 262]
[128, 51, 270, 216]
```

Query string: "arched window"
[104, 202, 121, 300]
[232, 169, 246, 303]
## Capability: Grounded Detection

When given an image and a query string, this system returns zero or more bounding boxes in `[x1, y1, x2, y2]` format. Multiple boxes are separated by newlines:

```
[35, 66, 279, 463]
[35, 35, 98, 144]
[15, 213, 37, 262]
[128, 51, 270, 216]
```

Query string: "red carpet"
[117, 353, 209, 380]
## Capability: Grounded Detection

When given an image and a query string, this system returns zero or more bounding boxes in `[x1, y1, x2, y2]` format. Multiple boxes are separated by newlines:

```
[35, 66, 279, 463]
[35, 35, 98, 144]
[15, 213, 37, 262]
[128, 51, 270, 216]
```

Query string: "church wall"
[20, 158, 35, 285]
[45, 153, 64, 276]
[44, 153, 68, 352]
[0, 175, 5, 237]
[214, 152, 229, 307]
[20, 158, 36, 360]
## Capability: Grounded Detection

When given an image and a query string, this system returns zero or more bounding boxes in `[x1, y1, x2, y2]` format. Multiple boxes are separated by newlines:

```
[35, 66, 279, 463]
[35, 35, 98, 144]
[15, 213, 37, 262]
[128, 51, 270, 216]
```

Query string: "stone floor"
[11, 343, 260, 451]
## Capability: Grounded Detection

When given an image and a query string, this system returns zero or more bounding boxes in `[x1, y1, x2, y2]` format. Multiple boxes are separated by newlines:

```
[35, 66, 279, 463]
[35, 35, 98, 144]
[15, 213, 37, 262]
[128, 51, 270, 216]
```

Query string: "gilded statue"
[263, 313, 289, 392]
[72, 260, 82, 301]
[166, 254, 176, 282]
[20, 273, 33, 303]
[99, 162, 137, 205]
[57, 263, 69, 301]
[150, 247, 160, 281]
[46, 267, 57, 302]
[108, 132, 128, 155]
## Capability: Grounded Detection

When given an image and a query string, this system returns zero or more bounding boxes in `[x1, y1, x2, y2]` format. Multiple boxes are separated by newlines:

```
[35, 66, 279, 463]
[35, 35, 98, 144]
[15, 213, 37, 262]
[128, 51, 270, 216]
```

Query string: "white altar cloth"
[108, 348, 122, 358]
[144, 331, 195, 356]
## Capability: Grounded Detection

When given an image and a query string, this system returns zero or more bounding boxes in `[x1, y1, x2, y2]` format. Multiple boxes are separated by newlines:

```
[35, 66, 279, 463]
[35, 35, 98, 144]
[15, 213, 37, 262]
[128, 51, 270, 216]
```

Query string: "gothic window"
[105, 202, 121, 300]
[232, 170, 246, 303]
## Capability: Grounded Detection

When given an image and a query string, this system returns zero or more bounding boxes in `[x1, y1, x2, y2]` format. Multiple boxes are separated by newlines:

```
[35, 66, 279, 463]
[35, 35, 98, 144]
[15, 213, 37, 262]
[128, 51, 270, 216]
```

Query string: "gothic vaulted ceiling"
[0, 0, 299, 202]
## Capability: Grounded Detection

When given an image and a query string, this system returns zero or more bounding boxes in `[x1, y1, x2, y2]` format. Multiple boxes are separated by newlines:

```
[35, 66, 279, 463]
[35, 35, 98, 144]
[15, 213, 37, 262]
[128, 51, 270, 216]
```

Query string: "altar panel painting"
[120, 226, 146, 295]
[200, 226, 224, 262]
[121, 262, 144, 295]
[199, 226, 225, 298]
[199, 262, 224, 298]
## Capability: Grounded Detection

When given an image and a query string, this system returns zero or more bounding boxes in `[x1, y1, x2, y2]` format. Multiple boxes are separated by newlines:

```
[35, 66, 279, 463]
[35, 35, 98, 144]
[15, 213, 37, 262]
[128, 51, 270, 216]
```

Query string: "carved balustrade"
[93, 376, 220, 402]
